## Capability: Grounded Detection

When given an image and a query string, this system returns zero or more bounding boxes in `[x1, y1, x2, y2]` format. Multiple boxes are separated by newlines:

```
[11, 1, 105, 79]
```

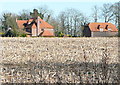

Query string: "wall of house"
[32, 28, 54, 37]
[83, 26, 91, 37]
[32, 28, 37, 36]
[32, 28, 42, 37]
[0, 37, 119, 84]
[42, 29, 54, 37]
[91, 31, 118, 37]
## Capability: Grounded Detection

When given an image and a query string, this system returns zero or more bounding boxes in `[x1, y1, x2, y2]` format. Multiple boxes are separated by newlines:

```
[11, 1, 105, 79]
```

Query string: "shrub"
[0, 32, 4, 35]
[56, 32, 64, 37]
[66, 34, 72, 37]
[2, 30, 16, 37]
[19, 33, 27, 37]
[117, 26, 120, 37]
[118, 31, 120, 37]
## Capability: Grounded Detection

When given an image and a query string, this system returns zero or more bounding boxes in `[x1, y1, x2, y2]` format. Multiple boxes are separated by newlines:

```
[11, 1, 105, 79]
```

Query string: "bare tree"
[58, 11, 67, 34]
[101, 3, 115, 23]
[48, 17, 61, 36]
[58, 8, 88, 37]
[112, 2, 120, 29]
[91, 5, 99, 22]
[37, 5, 53, 22]
[18, 9, 31, 20]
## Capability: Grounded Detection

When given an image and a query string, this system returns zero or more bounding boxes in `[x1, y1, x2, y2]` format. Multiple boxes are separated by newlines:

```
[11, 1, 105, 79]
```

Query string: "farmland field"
[0, 37, 119, 84]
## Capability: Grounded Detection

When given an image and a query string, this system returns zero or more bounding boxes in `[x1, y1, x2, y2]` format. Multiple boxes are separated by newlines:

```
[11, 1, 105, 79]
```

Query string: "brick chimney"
[16, 18, 17, 22]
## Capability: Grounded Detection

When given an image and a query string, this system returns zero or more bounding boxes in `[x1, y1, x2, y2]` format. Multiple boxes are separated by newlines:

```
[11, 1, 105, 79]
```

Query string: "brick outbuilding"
[83, 23, 118, 37]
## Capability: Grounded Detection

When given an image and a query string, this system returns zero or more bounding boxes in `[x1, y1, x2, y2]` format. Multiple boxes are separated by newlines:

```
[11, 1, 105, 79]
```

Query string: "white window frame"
[100, 28, 103, 32]
[108, 28, 111, 31]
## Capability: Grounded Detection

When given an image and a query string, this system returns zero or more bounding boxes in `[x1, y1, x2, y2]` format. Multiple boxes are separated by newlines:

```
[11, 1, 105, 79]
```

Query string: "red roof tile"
[39, 18, 54, 29]
[89, 23, 118, 32]
[17, 18, 54, 29]
[32, 18, 54, 29]
[17, 20, 27, 29]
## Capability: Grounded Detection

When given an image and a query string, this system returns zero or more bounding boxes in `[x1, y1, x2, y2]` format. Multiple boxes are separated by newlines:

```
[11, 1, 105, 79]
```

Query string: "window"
[100, 28, 103, 32]
[97, 25, 100, 29]
[105, 25, 108, 30]
[26, 28, 31, 33]
[108, 28, 111, 31]
[28, 22, 31, 24]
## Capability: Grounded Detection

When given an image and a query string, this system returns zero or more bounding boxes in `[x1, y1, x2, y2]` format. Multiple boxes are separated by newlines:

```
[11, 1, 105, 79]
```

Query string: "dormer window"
[97, 25, 100, 29]
[105, 25, 108, 30]
[28, 22, 31, 24]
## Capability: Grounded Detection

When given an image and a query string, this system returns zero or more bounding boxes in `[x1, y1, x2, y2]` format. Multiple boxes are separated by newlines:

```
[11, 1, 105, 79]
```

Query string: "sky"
[0, 0, 119, 19]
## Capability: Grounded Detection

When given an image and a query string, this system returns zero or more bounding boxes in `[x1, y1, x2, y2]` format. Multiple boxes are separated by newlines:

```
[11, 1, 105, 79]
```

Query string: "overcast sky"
[0, 0, 119, 21]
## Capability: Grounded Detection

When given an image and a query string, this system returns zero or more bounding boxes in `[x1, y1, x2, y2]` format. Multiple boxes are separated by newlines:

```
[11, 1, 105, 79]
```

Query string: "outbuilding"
[83, 23, 118, 37]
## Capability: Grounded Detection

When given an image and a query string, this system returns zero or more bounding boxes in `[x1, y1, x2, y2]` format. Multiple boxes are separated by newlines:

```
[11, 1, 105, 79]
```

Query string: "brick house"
[16, 16, 54, 37]
[83, 23, 118, 37]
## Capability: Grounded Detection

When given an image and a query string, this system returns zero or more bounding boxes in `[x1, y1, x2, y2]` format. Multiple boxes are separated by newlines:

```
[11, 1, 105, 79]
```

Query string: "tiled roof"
[17, 20, 27, 29]
[16, 18, 54, 29]
[32, 18, 54, 29]
[39, 18, 54, 29]
[89, 23, 118, 32]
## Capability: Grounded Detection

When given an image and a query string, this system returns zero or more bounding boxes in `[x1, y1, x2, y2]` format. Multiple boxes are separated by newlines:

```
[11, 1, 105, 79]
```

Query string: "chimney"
[16, 18, 17, 22]
[105, 25, 108, 30]
[97, 25, 100, 29]
[37, 16, 40, 36]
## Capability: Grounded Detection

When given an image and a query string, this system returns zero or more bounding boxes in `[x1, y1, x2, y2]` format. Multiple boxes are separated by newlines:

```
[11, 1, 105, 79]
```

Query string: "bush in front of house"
[2, 29, 16, 37]
[1, 28, 27, 37]
[56, 31, 64, 37]
[19, 33, 27, 37]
